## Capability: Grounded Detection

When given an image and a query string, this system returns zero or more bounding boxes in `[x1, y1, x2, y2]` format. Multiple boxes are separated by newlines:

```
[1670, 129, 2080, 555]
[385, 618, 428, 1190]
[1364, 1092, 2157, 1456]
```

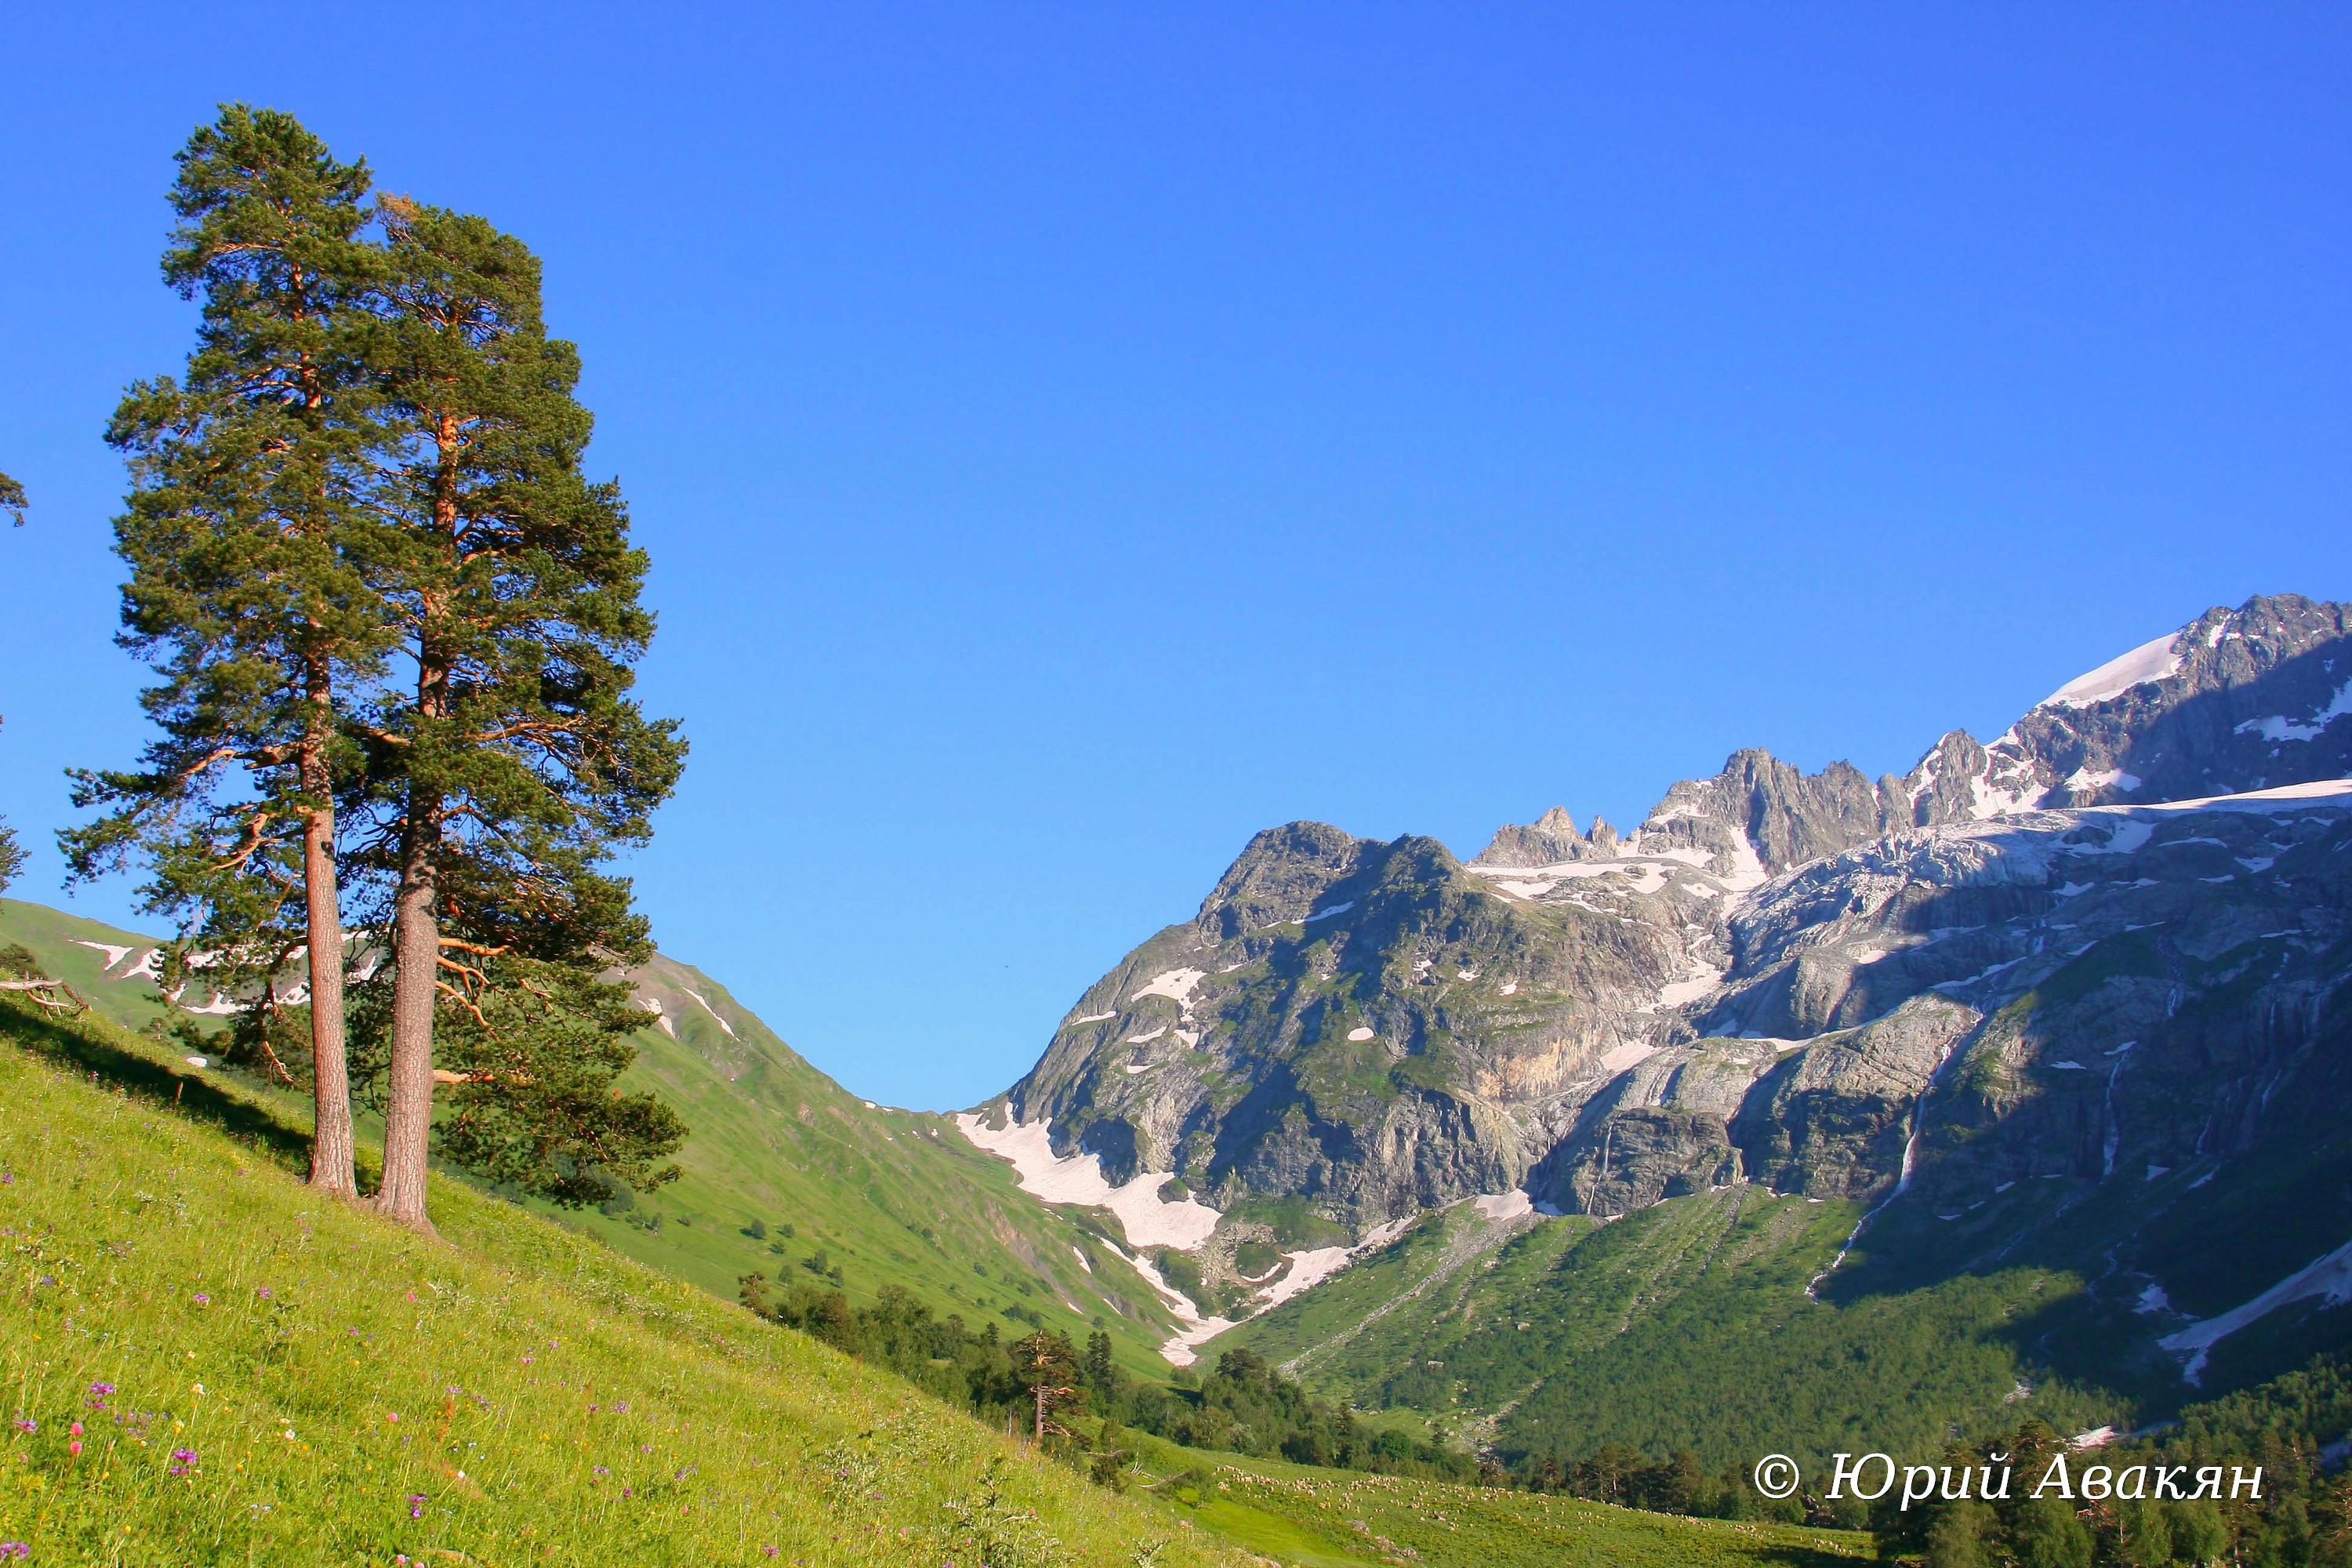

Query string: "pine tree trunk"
[299, 658, 353, 1194]
[377, 425, 458, 1232]
[374, 803, 439, 1229]
[289, 290, 358, 1198]
[376, 591, 448, 1229]
[299, 673, 356, 1196]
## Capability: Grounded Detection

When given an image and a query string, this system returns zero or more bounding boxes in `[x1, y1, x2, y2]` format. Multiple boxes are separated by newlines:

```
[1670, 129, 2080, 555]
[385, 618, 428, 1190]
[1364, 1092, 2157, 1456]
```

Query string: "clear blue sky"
[2, 5, 2347, 1109]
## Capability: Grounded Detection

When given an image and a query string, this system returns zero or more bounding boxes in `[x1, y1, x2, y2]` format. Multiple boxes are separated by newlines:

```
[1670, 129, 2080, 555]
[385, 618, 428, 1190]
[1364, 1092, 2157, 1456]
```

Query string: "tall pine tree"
[63, 107, 390, 1196]
[0, 473, 25, 526]
[348, 198, 685, 1229]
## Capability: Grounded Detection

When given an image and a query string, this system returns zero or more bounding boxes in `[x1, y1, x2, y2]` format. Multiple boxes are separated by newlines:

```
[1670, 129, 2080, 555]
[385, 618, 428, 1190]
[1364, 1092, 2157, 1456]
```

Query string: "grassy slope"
[1229, 1187, 2117, 1471]
[0, 900, 183, 1034]
[562, 953, 1187, 1373]
[0, 898, 1187, 1375]
[0, 985, 1881, 1568]
[1120, 1431, 1873, 1568]
[0, 997, 1247, 1567]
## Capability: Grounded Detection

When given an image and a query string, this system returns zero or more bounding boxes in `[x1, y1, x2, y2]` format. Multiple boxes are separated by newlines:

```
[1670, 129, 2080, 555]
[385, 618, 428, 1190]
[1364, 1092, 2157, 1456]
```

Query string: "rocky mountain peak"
[1472, 804, 1595, 867]
[981, 592, 2352, 1403]
[1709, 748, 1910, 873]
[1901, 593, 2352, 824]
[1194, 821, 1374, 939]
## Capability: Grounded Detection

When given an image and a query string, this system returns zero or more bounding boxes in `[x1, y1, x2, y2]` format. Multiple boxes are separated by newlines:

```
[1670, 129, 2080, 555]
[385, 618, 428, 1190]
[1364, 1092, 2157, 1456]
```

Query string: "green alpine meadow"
[0, 982, 1875, 1567]
[6, 21, 2352, 1568]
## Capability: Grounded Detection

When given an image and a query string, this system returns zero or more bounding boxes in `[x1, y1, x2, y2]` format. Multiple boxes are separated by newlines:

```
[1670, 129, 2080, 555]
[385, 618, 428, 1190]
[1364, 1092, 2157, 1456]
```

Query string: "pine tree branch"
[434, 978, 495, 1033]
[207, 810, 278, 873]
[0, 979, 89, 1014]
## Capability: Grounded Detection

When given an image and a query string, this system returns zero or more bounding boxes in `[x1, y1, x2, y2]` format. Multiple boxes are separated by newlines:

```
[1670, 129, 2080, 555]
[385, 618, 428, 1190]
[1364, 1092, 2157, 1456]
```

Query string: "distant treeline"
[1514, 1445, 1783, 1523]
[1518, 1353, 2352, 1566]
[740, 1274, 1477, 1483]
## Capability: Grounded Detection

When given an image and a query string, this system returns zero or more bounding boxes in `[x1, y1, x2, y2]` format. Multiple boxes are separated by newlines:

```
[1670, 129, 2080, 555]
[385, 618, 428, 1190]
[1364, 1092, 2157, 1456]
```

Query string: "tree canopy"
[67, 106, 687, 1226]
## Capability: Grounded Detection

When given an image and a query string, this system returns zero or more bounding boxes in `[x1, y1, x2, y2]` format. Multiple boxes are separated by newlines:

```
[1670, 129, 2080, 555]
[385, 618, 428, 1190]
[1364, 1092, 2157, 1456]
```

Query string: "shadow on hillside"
[1, 995, 318, 1177]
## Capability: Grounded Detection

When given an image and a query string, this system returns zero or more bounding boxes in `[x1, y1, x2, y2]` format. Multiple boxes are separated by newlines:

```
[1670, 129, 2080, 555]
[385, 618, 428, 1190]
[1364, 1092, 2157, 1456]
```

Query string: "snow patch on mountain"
[2065, 768, 2141, 793]
[1130, 968, 1207, 1009]
[680, 986, 736, 1039]
[2161, 1236, 2352, 1385]
[2041, 631, 2184, 709]
[70, 940, 137, 972]
[1252, 1247, 1355, 1313]
[2234, 678, 2352, 743]
[952, 1112, 1221, 1250]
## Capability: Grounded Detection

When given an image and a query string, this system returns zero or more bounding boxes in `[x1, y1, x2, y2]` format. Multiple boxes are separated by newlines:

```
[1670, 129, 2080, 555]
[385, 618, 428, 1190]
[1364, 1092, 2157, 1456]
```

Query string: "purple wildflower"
[592, 1465, 610, 1476]
[85, 1382, 114, 1412]
[407, 1494, 426, 1520]
[764, 1549, 779, 1559]
[256, 1286, 273, 1301]
[621, 1488, 633, 1499]
[0, 1171, 13, 1183]
[0, 1542, 27, 1560]
[191, 1293, 210, 1306]
[10, 1419, 32, 1435]
[612, 1400, 628, 1413]
[169, 1447, 198, 1476]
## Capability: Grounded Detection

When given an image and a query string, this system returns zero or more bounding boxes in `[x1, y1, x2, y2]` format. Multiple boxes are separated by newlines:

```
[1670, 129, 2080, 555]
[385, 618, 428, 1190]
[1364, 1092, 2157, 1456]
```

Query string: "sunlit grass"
[0, 989, 1880, 1568]
[1120, 1430, 1876, 1568]
[0, 1000, 1243, 1567]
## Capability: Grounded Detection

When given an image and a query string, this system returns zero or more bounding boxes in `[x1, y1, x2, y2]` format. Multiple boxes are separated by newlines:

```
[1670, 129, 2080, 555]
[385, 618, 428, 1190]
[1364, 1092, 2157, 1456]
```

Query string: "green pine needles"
[0, 720, 22, 897]
[64, 104, 688, 1232]
[2, 481, 26, 893]
[67, 105, 388, 1196]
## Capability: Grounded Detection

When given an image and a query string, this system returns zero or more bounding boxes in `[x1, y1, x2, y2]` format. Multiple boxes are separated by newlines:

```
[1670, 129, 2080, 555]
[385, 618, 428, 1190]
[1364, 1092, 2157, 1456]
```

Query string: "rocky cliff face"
[974, 594, 2352, 1373]
[1000, 825, 1701, 1233]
